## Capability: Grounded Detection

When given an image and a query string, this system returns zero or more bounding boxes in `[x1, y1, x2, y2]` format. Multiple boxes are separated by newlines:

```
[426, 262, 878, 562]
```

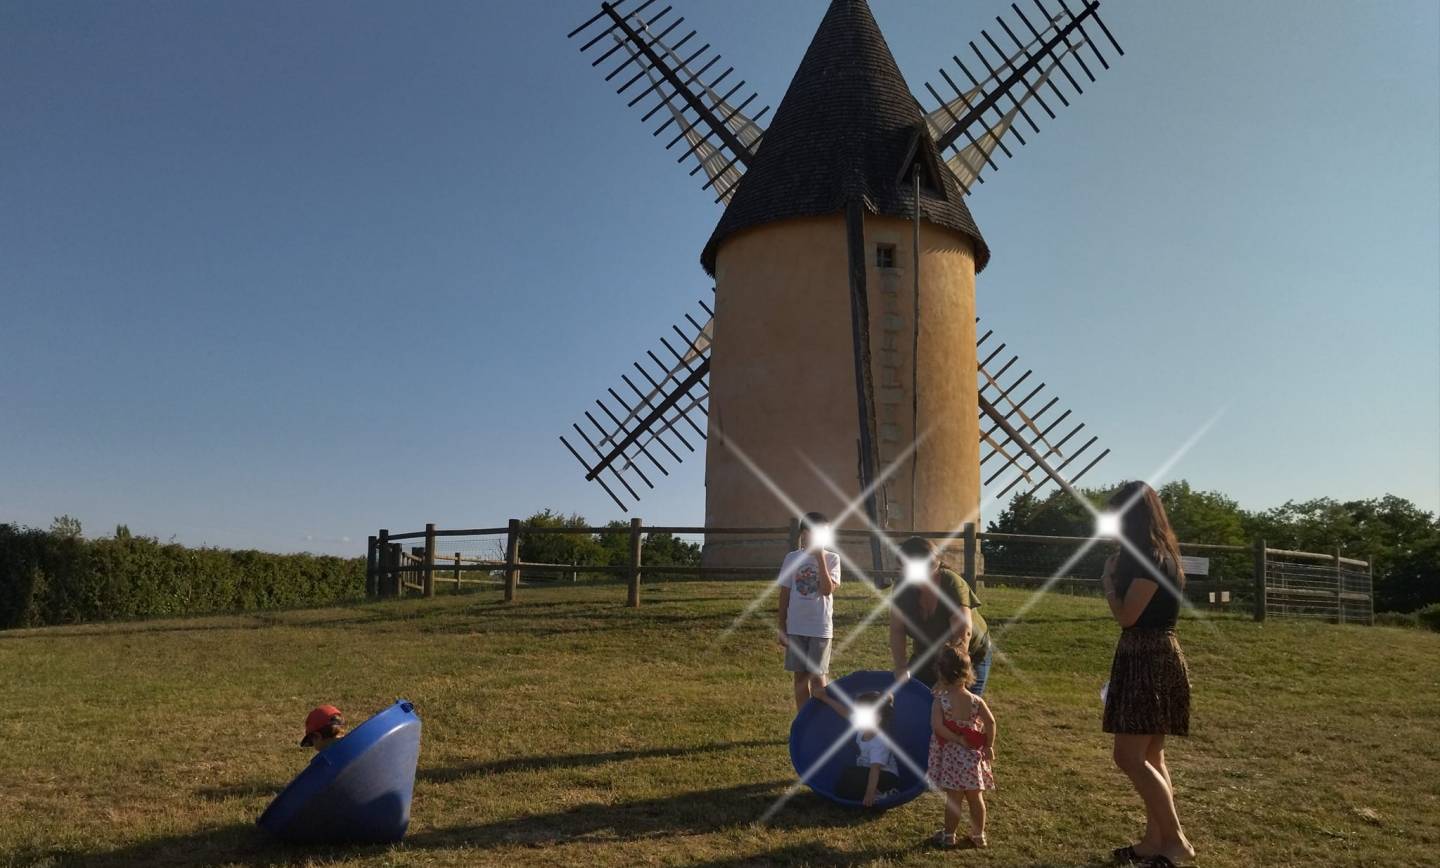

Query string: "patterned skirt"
[1102, 628, 1191, 736]
[927, 736, 995, 792]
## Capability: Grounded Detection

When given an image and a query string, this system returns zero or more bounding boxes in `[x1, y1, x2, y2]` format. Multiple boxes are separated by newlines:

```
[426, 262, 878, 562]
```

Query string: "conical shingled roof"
[700, 0, 990, 276]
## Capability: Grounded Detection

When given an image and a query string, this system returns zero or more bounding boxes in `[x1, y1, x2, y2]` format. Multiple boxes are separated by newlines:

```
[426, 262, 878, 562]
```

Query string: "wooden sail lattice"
[568, 1, 768, 203]
[560, 298, 713, 511]
[975, 321, 1110, 501]
[921, 0, 1123, 192]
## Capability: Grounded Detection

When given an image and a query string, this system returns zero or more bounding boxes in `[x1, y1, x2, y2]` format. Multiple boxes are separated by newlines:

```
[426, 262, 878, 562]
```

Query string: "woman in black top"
[888, 537, 991, 693]
[1100, 481, 1195, 868]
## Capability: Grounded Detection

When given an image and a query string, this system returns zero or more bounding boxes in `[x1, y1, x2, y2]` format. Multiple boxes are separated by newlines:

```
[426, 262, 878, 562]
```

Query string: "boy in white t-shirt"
[778, 512, 844, 715]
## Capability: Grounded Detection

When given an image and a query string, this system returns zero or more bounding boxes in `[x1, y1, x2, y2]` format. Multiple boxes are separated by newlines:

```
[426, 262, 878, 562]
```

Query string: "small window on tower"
[876, 244, 897, 269]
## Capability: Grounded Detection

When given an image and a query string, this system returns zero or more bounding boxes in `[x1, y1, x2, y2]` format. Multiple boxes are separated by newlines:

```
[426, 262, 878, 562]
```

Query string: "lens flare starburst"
[849, 704, 879, 732]
[1096, 512, 1122, 538]
[715, 404, 1230, 822]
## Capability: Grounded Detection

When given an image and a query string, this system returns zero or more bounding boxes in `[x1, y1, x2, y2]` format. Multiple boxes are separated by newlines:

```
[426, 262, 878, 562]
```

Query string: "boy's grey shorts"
[784, 634, 832, 674]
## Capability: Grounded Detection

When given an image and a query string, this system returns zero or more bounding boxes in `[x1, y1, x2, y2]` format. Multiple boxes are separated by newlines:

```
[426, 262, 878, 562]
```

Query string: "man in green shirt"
[889, 536, 992, 694]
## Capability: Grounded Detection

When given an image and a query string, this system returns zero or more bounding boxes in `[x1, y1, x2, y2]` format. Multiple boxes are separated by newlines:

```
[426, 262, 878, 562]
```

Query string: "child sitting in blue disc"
[300, 705, 346, 752]
[835, 691, 901, 807]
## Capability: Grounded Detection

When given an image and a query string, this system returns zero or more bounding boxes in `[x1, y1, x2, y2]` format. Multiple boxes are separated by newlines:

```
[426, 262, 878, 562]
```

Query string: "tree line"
[988, 480, 1439, 614]
[520, 480, 1437, 615]
[516, 510, 701, 571]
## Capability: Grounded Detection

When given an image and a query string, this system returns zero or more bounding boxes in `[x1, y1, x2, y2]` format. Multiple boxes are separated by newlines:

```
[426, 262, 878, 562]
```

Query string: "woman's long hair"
[1107, 481, 1185, 589]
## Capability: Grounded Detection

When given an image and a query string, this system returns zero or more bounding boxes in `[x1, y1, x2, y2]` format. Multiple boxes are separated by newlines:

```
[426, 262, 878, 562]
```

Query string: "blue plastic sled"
[788, 670, 932, 809]
[258, 699, 422, 844]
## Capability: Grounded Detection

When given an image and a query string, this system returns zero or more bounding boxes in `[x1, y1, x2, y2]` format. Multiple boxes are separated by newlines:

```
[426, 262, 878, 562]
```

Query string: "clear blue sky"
[3, 0, 1437, 556]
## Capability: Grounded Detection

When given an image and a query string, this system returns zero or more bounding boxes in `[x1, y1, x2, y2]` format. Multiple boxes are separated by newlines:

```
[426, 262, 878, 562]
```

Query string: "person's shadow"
[415, 737, 784, 784]
[56, 740, 870, 866]
[55, 779, 871, 866]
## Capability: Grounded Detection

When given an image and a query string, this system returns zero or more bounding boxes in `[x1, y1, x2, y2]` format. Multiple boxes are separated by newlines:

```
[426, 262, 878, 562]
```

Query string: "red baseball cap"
[300, 705, 344, 746]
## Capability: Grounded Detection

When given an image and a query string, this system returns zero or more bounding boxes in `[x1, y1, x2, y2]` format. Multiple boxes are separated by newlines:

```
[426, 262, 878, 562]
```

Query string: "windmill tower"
[564, 0, 1122, 569]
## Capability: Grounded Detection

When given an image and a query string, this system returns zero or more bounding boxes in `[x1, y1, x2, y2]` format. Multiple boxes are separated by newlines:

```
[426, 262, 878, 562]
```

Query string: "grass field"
[2, 579, 1437, 867]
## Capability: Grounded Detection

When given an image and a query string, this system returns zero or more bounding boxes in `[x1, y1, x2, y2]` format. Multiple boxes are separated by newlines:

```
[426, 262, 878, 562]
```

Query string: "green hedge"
[0, 524, 365, 630]
[1371, 606, 1440, 632]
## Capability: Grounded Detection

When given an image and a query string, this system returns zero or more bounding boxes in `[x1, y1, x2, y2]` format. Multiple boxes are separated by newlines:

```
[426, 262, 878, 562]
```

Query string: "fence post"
[366, 535, 378, 597]
[787, 517, 802, 552]
[389, 543, 403, 597]
[503, 519, 521, 602]
[423, 524, 437, 598]
[377, 530, 391, 597]
[962, 523, 978, 587]
[454, 552, 462, 592]
[628, 517, 644, 607]
[1367, 559, 1374, 625]
[571, 557, 578, 583]
[1334, 546, 1344, 625]
[1252, 538, 1267, 622]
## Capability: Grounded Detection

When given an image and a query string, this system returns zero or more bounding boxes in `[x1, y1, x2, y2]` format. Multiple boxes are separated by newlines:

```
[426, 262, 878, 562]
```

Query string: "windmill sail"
[617, 32, 765, 203]
[564, 312, 1107, 511]
[974, 322, 1110, 501]
[560, 299, 714, 512]
[569, 1, 768, 202]
[941, 105, 1022, 192]
[922, 0, 1123, 193]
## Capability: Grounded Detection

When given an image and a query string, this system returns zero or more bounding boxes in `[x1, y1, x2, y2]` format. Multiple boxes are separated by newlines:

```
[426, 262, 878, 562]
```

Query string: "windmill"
[561, 0, 1121, 569]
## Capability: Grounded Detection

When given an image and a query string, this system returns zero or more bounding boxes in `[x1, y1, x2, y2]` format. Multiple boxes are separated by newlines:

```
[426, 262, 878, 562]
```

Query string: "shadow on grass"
[26, 821, 356, 868]
[690, 841, 1113, 868]
[192, 739, 786, 805]
[54, 781, 876, 867]
[683, 841, 922, 867]
[419, 738, 785, 784]
[401, 780, 870, 852]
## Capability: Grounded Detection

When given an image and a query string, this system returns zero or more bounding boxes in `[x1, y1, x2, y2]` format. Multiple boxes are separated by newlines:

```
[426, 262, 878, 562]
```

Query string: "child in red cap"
[301, 705, 346, 751]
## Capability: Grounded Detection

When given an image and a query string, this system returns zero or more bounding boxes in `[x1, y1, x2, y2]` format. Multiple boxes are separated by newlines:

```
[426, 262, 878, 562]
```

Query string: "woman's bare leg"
[1134, 735, 1175, 854]
[1114, 734, 1193, 861]
[1148, 735, 1173, 790]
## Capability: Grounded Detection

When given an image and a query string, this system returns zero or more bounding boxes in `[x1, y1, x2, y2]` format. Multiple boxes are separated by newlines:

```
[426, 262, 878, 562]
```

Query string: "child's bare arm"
[815, 551, 837, 596]
[863, 764, 882, 805]
[978, 696, 997, 757]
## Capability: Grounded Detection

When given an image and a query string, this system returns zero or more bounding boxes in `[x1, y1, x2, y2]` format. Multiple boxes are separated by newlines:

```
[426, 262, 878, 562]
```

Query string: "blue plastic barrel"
[788, 670, 933, 808]
[258, 699, 422, 844]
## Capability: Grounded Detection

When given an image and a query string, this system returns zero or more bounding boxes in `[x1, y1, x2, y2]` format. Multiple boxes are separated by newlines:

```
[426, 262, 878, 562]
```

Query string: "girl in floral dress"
[927, 644, 997, 849]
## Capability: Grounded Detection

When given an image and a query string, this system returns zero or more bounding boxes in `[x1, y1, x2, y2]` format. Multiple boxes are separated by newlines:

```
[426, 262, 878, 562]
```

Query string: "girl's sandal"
[929, 830, 958, 849]
[969, 833, 988, 849]
[1113, 845, 1142, 864]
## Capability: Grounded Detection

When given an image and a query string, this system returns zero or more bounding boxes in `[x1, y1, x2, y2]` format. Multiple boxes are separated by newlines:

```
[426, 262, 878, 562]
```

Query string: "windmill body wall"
[703, 213, 980, 569]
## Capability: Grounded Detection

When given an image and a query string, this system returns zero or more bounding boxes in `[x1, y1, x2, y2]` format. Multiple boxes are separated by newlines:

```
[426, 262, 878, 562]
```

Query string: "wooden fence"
[365, 521, 1372, 625]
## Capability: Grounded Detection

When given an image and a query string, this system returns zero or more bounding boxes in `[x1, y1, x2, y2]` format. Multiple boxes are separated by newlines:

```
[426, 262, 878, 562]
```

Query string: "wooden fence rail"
[365, 519, 1372, 624]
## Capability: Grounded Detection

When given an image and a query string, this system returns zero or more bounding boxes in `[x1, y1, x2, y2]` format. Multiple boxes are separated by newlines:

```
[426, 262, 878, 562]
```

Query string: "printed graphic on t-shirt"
[794, 563, 819, 597]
